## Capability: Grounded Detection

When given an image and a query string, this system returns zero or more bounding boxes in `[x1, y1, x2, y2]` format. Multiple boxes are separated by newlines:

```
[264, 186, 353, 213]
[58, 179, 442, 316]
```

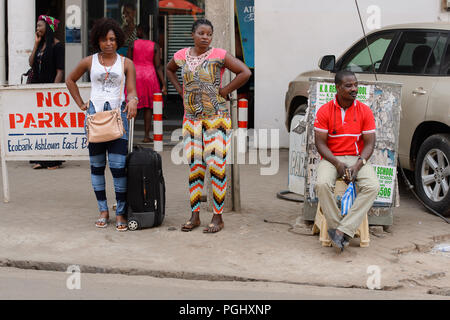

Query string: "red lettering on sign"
[24, 114, 37, 128]
[54, 92, 70, 107]
[54, 113, 68, 127]
[37, 113, 53, 128]
[36, 92, 52, 107]
[8, 112, 86, 129]
[9, 114, 24, 129]
[70, 113, 77, 127]
[78, 112, 85, 128]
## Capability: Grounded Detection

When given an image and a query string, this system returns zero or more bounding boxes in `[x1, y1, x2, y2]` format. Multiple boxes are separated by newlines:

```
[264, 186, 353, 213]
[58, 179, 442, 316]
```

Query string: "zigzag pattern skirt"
[182, 116, 232, 214]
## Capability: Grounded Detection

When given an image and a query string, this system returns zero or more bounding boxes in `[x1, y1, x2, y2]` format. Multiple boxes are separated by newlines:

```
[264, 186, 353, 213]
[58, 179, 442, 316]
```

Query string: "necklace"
[186, 47, 213, 72]
[99, 53, 117, 81]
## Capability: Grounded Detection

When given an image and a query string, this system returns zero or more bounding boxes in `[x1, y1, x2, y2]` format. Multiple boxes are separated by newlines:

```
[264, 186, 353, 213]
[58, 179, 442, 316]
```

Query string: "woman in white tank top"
[66, 18, 138, 232]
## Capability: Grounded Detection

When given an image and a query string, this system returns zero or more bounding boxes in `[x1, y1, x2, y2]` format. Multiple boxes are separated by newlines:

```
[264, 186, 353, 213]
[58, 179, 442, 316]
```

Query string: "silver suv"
[285, 23, 450, 216]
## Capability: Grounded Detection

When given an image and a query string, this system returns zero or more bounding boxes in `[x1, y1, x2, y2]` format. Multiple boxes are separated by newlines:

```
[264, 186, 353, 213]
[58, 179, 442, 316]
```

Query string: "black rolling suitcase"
[125, 145, 166, 231]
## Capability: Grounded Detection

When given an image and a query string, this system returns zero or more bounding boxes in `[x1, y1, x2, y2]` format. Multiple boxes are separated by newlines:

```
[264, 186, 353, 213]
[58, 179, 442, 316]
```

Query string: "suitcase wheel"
[128, 219, 139, 231]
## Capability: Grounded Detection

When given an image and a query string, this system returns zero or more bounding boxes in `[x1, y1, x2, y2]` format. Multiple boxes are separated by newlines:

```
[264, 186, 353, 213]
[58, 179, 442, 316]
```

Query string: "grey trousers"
[315, 156, 380, 238]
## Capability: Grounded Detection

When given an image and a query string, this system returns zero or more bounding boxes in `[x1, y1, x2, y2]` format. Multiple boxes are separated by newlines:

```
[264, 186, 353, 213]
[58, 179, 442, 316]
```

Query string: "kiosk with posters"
[302, 78, 402, 226]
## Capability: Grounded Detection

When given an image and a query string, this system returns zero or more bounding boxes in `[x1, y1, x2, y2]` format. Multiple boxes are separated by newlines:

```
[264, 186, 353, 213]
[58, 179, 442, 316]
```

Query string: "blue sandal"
[95, 217, 108, 228]
[116, 221, 128, 232]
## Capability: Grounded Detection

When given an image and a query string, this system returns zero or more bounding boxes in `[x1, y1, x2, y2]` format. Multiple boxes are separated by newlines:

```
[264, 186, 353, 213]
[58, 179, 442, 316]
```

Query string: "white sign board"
[0, 84, 91, 202]
[373, 165, 397, 204]
[0, 84, 91, 160]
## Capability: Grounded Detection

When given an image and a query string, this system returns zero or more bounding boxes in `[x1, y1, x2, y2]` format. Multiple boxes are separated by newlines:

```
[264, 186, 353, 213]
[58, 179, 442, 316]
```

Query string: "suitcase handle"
[143, 176, 151, 207]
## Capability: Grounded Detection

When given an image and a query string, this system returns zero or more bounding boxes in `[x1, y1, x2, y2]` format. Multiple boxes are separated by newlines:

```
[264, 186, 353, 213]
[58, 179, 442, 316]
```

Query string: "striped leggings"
[182, 117, 232, 214]
[87, 101, 129, 216]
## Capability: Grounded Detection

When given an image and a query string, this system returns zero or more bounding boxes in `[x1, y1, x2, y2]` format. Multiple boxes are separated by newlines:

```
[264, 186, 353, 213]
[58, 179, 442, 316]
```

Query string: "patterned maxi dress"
[133, 39, 161, 109]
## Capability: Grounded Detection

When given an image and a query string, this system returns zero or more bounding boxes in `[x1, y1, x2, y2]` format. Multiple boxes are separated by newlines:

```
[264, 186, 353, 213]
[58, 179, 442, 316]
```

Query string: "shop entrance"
[86, 0, 158, 56]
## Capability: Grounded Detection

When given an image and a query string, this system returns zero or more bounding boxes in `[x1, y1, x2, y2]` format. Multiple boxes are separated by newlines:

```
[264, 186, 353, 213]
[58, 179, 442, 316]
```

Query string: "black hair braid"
[37, 22, 55, 73]
[192, 19, 214, 33]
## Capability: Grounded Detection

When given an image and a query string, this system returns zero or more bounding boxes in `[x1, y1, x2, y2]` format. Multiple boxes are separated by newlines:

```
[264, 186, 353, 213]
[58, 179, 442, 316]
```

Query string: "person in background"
[28, 15, 65, 170]
[65, 18, 138, 232]
[167, 19, 251, 233]
[128, 24, 167, 143]
[118, 2, 137, 56]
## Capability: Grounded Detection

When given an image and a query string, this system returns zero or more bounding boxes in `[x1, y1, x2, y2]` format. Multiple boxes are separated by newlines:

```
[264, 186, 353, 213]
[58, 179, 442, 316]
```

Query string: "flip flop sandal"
[116, 221, 128, 232]
[203, 222, 224, 233]
[95, 217, 109, 228]
[181, 220, 200, 232]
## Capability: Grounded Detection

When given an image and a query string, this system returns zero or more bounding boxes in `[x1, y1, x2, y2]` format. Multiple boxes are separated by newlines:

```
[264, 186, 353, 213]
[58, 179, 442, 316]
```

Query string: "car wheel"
[414, 134, 450, 217]
[128, 220, 139, 231]
[291, 103, 307, 126]
[293, 104, 306, 116]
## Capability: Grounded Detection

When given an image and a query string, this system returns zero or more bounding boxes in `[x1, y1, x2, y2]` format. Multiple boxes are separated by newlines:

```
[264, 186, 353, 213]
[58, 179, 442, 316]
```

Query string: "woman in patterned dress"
[167, 19, 251, 233]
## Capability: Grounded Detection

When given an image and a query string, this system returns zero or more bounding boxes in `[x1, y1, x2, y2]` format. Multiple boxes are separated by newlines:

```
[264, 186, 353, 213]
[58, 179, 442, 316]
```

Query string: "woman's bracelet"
[128, 96, 139, 103]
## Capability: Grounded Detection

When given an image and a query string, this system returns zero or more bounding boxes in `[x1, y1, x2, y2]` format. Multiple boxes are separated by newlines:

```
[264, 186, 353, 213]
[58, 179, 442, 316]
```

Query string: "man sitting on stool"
[314, 70, 380, 253]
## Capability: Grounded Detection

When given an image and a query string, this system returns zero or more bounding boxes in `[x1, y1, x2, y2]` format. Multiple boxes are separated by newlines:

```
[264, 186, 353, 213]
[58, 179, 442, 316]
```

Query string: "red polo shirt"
[314, 97, 376, 156]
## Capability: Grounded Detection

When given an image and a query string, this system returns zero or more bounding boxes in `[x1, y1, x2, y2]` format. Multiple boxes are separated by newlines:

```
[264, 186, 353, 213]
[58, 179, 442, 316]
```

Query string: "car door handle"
[412, 87, 427, 95]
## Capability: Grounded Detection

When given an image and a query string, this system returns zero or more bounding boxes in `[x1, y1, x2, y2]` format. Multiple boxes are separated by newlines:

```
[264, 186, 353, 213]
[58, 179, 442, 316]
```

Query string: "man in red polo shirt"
[314, 70, 380, 253]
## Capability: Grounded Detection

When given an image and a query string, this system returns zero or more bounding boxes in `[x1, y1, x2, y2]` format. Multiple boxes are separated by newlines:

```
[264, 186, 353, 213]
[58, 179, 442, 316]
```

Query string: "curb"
[0, 258, 400, 292]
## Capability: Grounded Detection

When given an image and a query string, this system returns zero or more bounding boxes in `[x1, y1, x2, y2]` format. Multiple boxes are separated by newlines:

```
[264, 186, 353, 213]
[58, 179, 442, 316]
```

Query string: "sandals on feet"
[203, 222, 224, 233]
[116, 221, 128, 232]
[181, 220, 201, 232]
[95, 217, 109, 228]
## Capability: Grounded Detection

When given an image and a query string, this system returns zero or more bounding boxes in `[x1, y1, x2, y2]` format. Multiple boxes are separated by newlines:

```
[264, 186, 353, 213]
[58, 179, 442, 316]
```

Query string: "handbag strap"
[119, 55, 125, 104]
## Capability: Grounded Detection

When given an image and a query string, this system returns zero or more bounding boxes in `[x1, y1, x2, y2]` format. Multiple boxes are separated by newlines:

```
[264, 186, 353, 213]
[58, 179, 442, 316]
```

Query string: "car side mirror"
[319, 55, 336, 72]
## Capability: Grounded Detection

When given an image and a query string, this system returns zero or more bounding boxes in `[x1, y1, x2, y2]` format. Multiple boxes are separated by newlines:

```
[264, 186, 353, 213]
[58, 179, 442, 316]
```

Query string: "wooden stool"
[312, 179, 370, 247]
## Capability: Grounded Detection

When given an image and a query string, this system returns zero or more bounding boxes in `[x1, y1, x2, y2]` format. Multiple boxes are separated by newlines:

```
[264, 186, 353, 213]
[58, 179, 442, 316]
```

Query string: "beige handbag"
[86, 56, 126, 143]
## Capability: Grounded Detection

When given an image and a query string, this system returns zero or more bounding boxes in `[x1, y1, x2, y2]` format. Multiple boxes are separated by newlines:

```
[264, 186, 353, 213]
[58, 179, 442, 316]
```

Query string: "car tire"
[414, 133, 450, 217]
[290, 103, 307, 127]
[293, 104, 307, 117]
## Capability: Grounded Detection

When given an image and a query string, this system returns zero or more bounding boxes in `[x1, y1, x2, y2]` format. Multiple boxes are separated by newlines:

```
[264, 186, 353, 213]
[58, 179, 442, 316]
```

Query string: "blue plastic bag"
[341, 182, 356, 216]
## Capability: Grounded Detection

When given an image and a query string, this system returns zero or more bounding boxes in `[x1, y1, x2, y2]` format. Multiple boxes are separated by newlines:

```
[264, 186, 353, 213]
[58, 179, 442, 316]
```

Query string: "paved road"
[0, 267, 443, 300]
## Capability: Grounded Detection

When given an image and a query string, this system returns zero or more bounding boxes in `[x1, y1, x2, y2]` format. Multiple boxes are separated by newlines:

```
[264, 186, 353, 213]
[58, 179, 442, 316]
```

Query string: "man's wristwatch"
[358, 156, 367, 165]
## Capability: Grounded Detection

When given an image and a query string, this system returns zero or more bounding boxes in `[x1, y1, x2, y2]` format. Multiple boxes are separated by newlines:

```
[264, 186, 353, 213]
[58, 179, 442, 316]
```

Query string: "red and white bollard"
[237, 98, 248, 153]
[153, 93, 163, 152]
[238, 98, 248, 129]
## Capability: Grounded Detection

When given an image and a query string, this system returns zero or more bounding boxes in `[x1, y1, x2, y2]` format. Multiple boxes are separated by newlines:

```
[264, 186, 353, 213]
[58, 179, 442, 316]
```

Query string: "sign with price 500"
[373, 165, 396, 204]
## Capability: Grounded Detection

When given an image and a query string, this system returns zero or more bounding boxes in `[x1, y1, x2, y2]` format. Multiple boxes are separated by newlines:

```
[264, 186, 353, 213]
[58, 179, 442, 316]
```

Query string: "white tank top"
[90, 53, 125, 113]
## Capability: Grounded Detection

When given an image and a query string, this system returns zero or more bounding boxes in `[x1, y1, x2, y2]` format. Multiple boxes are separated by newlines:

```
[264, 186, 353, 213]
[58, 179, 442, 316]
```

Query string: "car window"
[425, 33, 447, 75]
[439, 35, 450, 75]
[387, 31, 439, 74]
[340, 31, 396, 73]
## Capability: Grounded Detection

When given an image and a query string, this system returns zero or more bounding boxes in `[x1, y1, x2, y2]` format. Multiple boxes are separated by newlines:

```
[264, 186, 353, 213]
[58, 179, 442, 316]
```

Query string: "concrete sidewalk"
[0, 148, 449, 297]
